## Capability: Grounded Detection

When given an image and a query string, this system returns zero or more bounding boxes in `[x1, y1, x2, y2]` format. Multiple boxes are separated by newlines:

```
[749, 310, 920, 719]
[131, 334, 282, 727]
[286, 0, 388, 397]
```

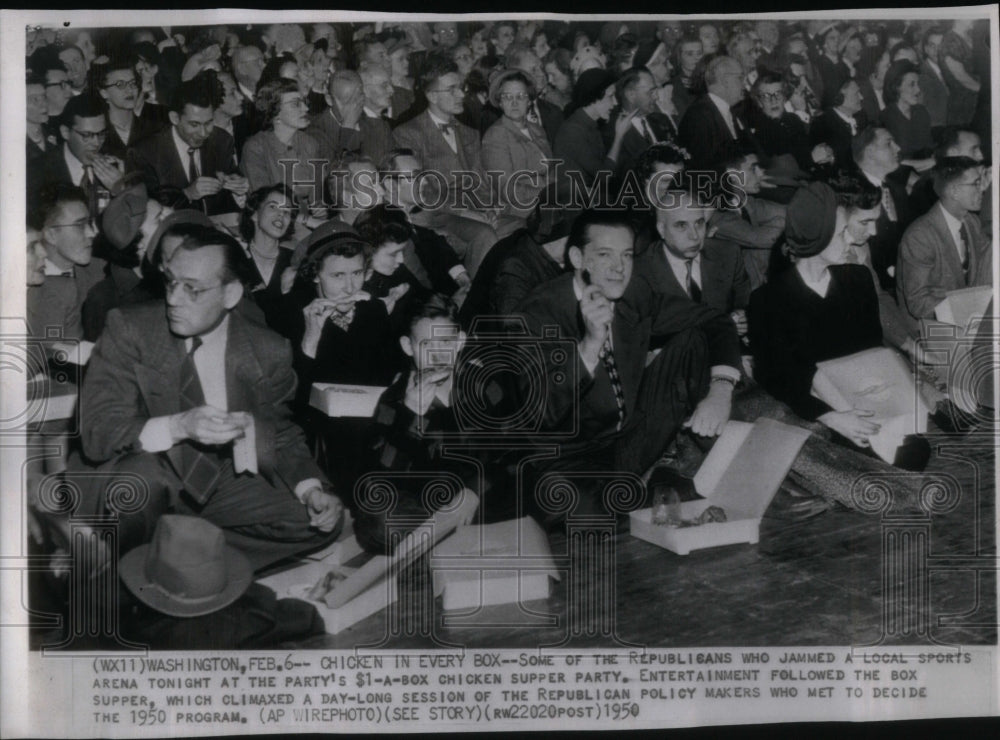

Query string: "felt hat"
[120, 515, 253, 618]
[487, 68, 537, 108]
[144, 209, 216, 266]
[571, 67, 616, 110]
[784, 181, 838, 258]
[101, 181, 149, 250]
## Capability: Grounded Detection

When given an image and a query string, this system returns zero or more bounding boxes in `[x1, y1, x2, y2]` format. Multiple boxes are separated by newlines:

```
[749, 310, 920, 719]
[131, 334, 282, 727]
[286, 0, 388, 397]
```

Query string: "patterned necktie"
[178, 337, 223, 502]
[328, 304, 356, 332]
[881, 185, 897, 222]
[959, 223, 971, 281]
[437, 122, 457, 153]
[187, 146, 200, 183]
[599, 337, 626, 432]
[685, 259, 702, 302]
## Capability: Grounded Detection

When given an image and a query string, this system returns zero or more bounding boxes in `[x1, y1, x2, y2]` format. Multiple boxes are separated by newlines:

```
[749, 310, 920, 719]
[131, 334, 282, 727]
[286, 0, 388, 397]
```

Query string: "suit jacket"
[126, 126, 239, 215]
[857, 77, 884, 130]
[305, 106, 362, 172]
[816, 55, 852, 109]
[27, 258, 108, 343]
[392, 111, 492, 212]
[897, 202, 992, 320]
[553, 107, 614, 187]
[27, 145, 112, 215]
[636, 238, 751, 315]
[865, 172, 913, 293]
[918, 61, 950, 129]
[517, 272, 741, 446]
[810, 109, 861, 170]
[678, 95, 758, 172]
[359, 113, 393, 171]
[80, 301, 326, 498]
[102, 112, 165, 161]
[481, 116, 552, 219]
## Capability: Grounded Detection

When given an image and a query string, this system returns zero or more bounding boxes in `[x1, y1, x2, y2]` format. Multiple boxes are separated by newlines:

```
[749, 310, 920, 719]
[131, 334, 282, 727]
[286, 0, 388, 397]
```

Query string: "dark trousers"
[79, 452, 340, 571]
[527, 328, 709, 521]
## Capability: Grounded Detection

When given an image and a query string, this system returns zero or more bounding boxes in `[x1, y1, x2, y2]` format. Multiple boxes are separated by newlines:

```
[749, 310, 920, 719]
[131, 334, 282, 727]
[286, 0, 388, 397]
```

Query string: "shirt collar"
[186, 313, 230, 352]
[707, 92, 732, 118]
[833, 107, 857, 130]
[171, 125, 199, 166]
[661, 242, 701, 272]
[427, 108, 453, 128]
[860, 168, 883, 188]
[938, 200, 965, 240]
[44, 257, 73, 276]
[62, 143, 86, 186]
[364, 105, 390, 119]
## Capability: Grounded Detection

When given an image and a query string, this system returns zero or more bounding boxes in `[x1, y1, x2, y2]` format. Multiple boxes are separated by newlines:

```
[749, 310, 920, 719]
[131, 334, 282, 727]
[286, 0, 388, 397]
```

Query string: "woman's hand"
[301, 298, 337, 358]
[818, 408, 881, 447]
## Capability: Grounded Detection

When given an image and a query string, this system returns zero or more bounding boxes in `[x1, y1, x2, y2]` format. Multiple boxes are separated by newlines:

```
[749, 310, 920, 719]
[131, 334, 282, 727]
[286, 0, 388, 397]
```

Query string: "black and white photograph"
[1, 6, 997, 735]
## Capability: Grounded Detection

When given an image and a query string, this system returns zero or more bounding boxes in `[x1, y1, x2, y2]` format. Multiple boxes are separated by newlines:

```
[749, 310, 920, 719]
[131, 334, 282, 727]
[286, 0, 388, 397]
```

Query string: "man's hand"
[91, 154, 124, 190]
[219, 172, 250, 196]
[184, 176, 224, 201]
[170, 406, 248, 446]
[730, 309, 748, 336]
[579, 284, 613, 367]
[404, 366, 453, 416]
[818, 408, 880, 447]
[811, 143, 834, 165]
[340, 87, 365, 129]
[684, 381, 733, 437]
[302, 487, 343, 532]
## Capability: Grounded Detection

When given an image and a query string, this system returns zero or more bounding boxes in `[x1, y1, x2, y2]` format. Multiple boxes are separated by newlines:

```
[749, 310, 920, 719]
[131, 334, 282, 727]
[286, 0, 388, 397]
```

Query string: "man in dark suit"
[213, 71, 252, 163]
[392, 53, 514, 276]
[306, 69, 365, 174]
[809, 78, 867, 170]
[357, 62, 396, 168]
[918, 28, 949, 132]
[677, 56, 759, 173]
[898, 157, 992, 320]
[126, 74, 248, 216]
[78, 226, 343, 570]
[611, 67, 673, 181]
[852, 125, 912, 293]
[516, 209, 742, 499]
[231, 43, 266, 139]
[28, 94, 124, 220]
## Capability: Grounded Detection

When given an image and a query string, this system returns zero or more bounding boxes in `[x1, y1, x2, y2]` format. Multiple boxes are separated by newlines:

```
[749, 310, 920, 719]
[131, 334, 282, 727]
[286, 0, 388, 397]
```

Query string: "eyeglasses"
[47, 217, 92, 230]
[500, 92, 530, 103]
[282, 97, 308, 108]
[46, 80, 73, 90]
[757, 91, 785, 103]
[72, 128, 107, 142]
[161, 270, 224, 302]
[429, 85, 463, 96]
[103, 78, 139, 91]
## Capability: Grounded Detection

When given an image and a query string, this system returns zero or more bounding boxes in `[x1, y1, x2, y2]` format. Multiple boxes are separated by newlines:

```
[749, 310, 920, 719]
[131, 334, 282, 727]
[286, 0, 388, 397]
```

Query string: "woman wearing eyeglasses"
[92, 58, 162, 161]
[241, 78, 322, 215]
[481, 70, 553, 225]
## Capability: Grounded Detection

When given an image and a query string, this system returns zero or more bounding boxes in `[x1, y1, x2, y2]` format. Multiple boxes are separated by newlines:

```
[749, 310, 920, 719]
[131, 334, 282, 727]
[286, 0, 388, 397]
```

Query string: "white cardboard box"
[630, 419, 810, 555]
[430, 517, 559, 611]
[309, 383, 386, 418]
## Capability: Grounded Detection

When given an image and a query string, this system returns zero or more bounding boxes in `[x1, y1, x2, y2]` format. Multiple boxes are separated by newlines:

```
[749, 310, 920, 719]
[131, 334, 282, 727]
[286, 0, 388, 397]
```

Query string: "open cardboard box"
[309, 383, 386, 418]
[430, 517, 559, 611]
[630, 419, 810, 555]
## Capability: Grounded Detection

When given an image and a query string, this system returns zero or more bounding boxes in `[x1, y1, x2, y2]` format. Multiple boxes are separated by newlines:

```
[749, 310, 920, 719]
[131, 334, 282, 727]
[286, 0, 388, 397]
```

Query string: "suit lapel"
[225, 313, 265, 413]
[931, 206, 965, 280]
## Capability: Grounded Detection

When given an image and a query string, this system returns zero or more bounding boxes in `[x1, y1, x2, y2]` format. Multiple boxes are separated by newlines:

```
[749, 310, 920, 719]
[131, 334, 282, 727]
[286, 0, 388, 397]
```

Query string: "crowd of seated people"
[21, 17, 994, 630]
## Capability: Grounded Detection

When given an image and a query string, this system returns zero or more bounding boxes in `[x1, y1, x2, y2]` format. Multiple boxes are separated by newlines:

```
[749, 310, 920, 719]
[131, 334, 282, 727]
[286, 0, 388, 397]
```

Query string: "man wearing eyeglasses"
[393, 52, 520, 277]
[28, 93, 123, 219]
[78, 225, 344, 571]
[26, 184, 104, 344]
[97, 54, 164, 161]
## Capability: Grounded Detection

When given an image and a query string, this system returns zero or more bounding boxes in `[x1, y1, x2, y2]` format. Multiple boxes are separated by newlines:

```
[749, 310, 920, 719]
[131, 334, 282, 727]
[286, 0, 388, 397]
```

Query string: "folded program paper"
[934, 285, 992, 330]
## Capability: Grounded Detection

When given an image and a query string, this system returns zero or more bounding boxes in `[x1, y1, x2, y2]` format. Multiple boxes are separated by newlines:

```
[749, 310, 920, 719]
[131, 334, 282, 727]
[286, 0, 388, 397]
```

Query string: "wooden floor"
[298, 429, 996, 650]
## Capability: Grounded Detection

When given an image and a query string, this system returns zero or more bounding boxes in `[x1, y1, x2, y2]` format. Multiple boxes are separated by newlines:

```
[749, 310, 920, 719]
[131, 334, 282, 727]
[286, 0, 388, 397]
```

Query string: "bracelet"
[710, 375, 738, 388]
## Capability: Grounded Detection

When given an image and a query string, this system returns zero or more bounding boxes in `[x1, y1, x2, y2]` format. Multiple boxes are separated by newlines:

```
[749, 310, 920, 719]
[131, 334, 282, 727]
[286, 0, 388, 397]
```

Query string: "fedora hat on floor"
[120, 515, 253, 618]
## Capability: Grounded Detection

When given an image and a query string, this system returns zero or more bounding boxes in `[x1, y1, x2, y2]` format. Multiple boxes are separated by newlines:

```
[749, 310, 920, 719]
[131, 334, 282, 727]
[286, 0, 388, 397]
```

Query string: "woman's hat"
[101, 181, 149, 251]
[785, 181, 838, 258]
[487, 68, 536, 108]
[120, 515, 253, 618]
[571, 67, 616, 110]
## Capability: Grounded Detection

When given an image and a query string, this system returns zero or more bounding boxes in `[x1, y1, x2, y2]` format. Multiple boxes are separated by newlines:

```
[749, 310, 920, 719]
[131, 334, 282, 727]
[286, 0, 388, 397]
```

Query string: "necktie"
[685, 259, 702, 302]
[59, 270, 74, 278]
[640, 117, 656, 145]
[959, 223, 971, 281]
[740, 207, 753, 224]
[187, 147, 200, 183]
[599, 338, 626, 433]
[437, 122, 457, 153]
[178, 337, 223, 502]
[328, 304, 356, 332]
[881, 185, 897, 223]
[82, 166, 98, 218]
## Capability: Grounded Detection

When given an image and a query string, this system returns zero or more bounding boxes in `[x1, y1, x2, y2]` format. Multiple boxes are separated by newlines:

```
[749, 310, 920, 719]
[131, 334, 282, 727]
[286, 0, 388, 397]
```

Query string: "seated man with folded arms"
[898, 156, 992, 320]
[77, 225, 343, 570]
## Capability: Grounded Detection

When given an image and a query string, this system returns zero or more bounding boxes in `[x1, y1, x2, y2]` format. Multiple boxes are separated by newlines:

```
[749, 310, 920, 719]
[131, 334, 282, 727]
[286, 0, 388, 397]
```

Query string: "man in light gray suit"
[898, 156, 992, 320]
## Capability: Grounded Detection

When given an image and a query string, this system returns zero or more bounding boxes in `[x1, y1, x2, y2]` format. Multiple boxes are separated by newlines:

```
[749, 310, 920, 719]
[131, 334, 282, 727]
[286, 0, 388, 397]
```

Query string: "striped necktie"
[178, 337, 224, 502]
[599, 337, 626, 432]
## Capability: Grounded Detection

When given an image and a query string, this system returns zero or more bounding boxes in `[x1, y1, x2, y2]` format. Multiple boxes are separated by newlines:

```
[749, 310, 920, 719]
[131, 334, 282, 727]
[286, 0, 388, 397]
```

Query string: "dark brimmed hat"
[487, 68, 537, 108]
[120, 515, 253, 618]
[144, 209, 216, 266]
[571, 67, 617, 111]
[102, 181, 149, 250]
[785, 181, 838, 258]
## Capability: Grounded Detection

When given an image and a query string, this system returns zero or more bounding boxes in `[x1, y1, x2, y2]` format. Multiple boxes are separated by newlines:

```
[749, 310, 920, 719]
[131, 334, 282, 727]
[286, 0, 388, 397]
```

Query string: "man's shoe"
[762, 485, 830, 522]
